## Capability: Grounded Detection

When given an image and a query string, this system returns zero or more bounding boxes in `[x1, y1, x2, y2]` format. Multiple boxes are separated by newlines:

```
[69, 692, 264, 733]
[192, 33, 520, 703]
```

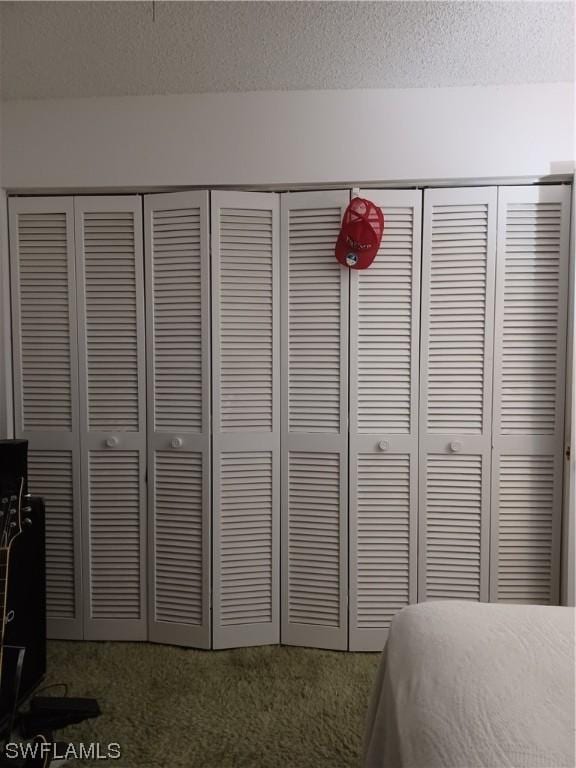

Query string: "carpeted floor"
[42, 641, 380, 768]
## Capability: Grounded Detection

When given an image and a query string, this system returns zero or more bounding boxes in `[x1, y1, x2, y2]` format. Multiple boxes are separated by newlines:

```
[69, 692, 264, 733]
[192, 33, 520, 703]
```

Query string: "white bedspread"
[363, 601, 575, 768]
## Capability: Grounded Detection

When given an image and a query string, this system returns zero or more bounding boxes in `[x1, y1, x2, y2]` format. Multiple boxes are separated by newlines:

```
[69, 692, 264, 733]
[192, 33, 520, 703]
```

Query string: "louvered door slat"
[288, 205, 343, 433]
[220, 452, 273, 626]
[350, 190, 421, 650]
[281, 191, 349, 650]
[425, 454, 483, 599]
[419, 187, 497, 603]
[494, 455, 557, 602]
[153, 451, 204, 623]
[288, 452, 341, 626]
[9, 197, 83, 639]
[88, 451, 141, 618]
[219, 204, 274, 433]
[145, 191, 211, 647]
[491, 186, 570, 605]
[18, 212, 71, 430]
[28, 450, 78, 624]
[212, 192, 279, 649]
[76, 196, 146, 641]
[83, 212, 139, 430]
[355, 453, 412, 612]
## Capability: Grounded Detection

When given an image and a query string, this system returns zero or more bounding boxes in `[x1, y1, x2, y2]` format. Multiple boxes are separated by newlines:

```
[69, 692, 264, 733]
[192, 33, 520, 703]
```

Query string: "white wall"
[1, 83, 573, 190]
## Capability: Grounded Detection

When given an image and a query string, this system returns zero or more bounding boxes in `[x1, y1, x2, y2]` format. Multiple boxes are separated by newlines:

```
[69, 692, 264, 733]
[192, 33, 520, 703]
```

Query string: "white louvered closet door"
[419, 187, 497, 603]
[490, 185, 571, 604]
[212, 191, 280, 649]
[281, 191, 349, 650]
[144, 191, 211, 648]
[349, 190, 422, 651]
[75, 196, 147, 640]
[9, 197, 83, 640]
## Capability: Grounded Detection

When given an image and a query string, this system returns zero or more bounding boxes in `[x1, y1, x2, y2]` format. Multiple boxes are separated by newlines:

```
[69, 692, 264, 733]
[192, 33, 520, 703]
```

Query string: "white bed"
[363, 601, 575, 768]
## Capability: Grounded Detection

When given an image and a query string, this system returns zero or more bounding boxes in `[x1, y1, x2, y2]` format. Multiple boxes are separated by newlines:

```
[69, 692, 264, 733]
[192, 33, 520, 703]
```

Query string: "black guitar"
[0, 479, 26, 689]
[0, 482, 51, 767]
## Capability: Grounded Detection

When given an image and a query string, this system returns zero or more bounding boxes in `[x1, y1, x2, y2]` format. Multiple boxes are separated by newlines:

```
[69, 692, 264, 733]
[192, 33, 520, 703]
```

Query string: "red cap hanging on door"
[335, 197, 384, 269]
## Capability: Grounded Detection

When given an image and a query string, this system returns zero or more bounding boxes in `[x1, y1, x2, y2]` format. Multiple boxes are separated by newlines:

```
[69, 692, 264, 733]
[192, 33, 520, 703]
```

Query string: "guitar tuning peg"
[9, 521, 16, 528]
[23, 517, 32, 527]
[9, 495, 16, 502]
[23, 506, 32, 513]
[1, 497, 7, 504]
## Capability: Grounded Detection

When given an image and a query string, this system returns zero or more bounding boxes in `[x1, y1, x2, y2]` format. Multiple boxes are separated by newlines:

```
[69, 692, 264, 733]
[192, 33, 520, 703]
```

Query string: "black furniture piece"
[0, 440, 28, 498]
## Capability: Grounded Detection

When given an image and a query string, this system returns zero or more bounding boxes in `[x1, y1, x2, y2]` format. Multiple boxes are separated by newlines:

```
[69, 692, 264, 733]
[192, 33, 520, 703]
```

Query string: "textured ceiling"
[0, 1, 573, 101]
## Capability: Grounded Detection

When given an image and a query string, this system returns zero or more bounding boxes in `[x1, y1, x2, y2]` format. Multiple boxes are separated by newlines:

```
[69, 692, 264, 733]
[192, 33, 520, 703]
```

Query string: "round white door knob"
[105, 436, 119, 448]
[171, 437, 183, 449]
[378, 440, 390, 452]
[450, 441, 462, 453]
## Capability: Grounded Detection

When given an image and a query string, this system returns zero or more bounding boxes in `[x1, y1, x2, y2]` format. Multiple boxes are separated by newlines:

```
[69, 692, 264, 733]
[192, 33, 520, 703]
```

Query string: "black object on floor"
[20, 697, 101, 737]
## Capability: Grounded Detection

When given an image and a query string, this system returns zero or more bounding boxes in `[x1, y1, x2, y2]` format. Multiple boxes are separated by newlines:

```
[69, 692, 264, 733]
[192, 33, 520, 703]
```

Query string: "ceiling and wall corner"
[0, 1, 574, 188]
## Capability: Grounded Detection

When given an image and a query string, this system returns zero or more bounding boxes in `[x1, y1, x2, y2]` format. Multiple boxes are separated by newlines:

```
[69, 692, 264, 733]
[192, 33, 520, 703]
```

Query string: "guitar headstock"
[0, 476, 25, 551]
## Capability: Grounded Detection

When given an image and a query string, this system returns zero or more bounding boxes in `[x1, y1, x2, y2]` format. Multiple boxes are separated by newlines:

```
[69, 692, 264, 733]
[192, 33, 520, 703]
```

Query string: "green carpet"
[43, 641, 380, 768]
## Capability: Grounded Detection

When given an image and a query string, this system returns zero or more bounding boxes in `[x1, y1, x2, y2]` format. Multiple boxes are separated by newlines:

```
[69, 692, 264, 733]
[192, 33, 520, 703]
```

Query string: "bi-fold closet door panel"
[144, 191, 211, 648]
[8, 197, 83, 639]
[75, 196, 147, 640]
[490, 185, 571, 604]
[419, 187, 497, 602]
[9, 183, 571, 650]
[281, 190, 350, 650]
[349, 190, 422, 651]
[211, 191, 280, 649]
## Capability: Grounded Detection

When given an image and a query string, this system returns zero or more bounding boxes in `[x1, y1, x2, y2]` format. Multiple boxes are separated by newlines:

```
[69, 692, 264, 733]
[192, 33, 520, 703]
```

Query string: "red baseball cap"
[335, 197, 384, 270]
